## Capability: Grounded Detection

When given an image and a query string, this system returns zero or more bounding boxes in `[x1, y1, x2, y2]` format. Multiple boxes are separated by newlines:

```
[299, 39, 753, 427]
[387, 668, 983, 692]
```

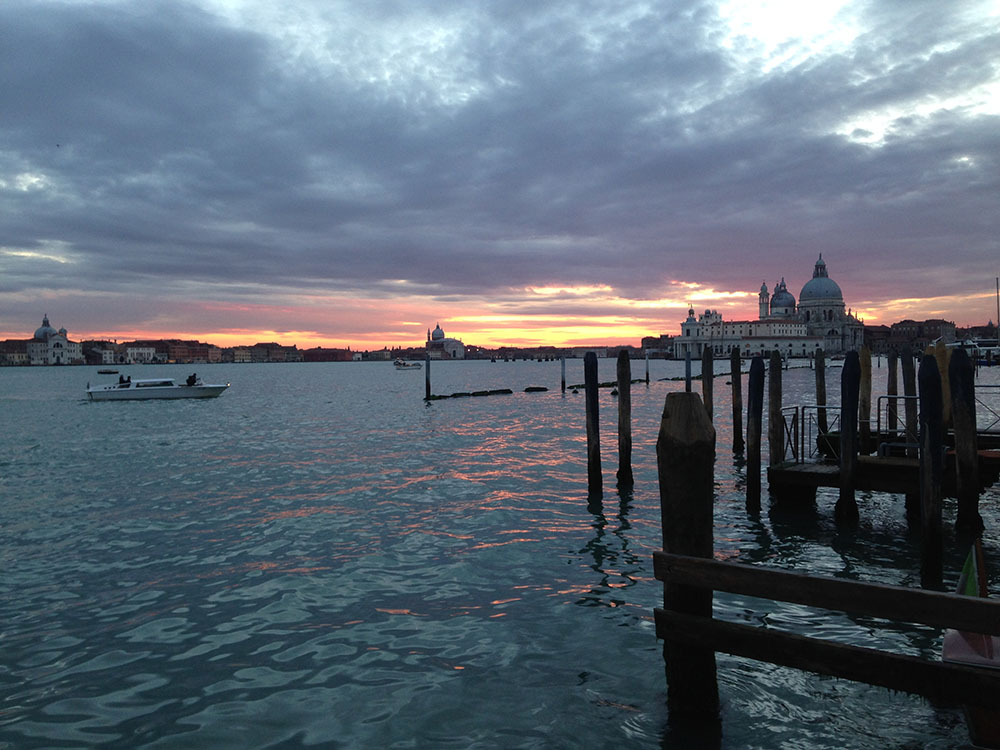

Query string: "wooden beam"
[653, 552, 1000, 635]
[654, 609, 1000, 708]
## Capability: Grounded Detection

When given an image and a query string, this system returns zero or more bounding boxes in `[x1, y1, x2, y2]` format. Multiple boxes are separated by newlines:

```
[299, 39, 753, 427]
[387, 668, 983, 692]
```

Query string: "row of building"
[4, 258, 995, 366]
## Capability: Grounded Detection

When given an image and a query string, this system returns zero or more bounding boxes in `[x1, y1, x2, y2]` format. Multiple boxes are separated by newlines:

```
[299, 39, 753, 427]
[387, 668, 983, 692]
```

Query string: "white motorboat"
[86, 375, 229, 401]
[394, 359, 422, 369]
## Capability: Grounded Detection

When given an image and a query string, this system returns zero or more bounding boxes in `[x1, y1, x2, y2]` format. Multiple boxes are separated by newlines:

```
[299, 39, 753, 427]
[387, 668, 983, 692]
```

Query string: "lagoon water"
[2, 359, 999, 749]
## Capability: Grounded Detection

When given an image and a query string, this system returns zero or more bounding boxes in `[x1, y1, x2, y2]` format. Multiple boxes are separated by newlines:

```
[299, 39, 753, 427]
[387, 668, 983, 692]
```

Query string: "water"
[2, 359, 998, 749]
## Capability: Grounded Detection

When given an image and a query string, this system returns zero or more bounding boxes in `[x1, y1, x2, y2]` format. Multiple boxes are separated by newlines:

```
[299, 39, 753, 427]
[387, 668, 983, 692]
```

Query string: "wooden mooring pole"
[815, 349, 828, 435]
[702, 347, 714, 420]
[887, 349, 899, 439]
[561, 356, 566, 394]
[901, 346, 918, 458]
[425, 352, 431, 400]
[584, 352, 602, 498]
[900, 346, 920, 521]
[836, 351, 860, 526]
[617, 350, 634, 489]
[656, 391, 718, 721]
[859, 346, 872, 450]
[918, 354, 944, 588]
[731, 349, 744, 454]
[949, 348, 983, 537]
[767, 351, 783, 467]
[685, 350, 692, 393]
[746, 356, 764, 512]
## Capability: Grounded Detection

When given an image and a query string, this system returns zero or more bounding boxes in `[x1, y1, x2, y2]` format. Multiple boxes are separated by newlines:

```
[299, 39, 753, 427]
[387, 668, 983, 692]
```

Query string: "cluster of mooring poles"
[650, 345, 1000, 746]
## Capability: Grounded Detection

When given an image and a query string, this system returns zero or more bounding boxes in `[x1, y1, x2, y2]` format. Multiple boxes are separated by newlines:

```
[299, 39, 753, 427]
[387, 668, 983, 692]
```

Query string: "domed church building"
[26, 314, 84, 365]
[425, 323, 466, 360]
[673, 255, 864, 359]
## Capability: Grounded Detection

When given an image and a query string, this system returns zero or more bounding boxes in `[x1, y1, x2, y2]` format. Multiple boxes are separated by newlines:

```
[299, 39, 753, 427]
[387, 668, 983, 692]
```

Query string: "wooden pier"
[652, 348, 1000, 747]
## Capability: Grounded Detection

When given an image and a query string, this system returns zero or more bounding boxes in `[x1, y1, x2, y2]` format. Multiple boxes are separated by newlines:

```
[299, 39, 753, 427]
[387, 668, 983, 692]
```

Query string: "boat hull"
[87, 385, 229, 401]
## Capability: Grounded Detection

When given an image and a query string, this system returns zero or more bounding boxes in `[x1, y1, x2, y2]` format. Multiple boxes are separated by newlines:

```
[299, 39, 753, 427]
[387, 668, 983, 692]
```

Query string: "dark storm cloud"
[0, 0, 997, 339]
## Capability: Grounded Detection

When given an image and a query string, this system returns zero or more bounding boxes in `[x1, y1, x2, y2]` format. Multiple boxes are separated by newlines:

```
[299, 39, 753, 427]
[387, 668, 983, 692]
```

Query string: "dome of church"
[34, 315, 58, 341]
[431, 324, 445, 341]
[799, 254, 843, 301]
[771, 280, 796, 309]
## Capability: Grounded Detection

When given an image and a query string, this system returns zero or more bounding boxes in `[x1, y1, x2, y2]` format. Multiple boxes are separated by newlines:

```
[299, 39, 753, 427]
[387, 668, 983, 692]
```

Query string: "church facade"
[673, 255, 864, 359]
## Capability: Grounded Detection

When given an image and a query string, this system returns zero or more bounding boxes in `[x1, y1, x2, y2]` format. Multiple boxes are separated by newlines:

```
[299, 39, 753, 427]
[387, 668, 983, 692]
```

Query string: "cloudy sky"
[1, 0, 997, 349]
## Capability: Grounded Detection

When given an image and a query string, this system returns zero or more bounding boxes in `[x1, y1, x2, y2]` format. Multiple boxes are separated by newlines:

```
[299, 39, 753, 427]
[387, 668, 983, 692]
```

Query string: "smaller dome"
[431, 324, 445, 341]
[770, 278, 796, 310]
[34, 315, 58, 341]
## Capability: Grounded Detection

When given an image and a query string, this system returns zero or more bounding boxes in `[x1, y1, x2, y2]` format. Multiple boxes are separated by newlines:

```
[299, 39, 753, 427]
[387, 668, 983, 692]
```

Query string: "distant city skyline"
[2, 1, 997, 349]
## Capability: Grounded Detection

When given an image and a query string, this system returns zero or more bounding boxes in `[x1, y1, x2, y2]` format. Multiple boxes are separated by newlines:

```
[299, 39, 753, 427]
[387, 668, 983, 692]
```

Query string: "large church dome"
[431, 323, 445, 341]
[33, 314, 58, 341]
[799, 254, 843, 301]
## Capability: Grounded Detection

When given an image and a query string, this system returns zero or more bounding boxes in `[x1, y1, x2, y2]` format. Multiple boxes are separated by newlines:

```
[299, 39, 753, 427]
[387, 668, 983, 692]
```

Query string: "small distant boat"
[86, 375, 229, 401]
[394, 359, 422, 370]
[97, 369, 119, 375]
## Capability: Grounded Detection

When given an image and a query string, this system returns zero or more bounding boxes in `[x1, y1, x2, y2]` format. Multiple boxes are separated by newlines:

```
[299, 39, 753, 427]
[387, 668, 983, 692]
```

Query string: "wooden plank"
[653, 552, 1000, 635]
[654, 609, 1000, 708]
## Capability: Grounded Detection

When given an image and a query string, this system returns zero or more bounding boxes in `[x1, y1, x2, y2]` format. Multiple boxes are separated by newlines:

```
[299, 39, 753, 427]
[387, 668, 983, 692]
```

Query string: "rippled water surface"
[2, 359, 999, 748]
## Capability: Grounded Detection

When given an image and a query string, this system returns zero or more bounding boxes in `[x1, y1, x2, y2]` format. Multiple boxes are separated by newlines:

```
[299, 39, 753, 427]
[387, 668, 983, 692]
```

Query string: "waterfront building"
[673, 255, 865, 359]
[25, 315, 83, 365]
[426, 324, 466, 359]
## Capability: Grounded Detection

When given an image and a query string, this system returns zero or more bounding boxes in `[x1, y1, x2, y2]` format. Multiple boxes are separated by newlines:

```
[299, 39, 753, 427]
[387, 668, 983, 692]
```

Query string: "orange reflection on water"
[375, 608, 427, 617]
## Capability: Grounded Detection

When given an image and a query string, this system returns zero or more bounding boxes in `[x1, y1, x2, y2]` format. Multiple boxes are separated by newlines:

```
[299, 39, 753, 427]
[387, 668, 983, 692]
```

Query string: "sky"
[1, 0, 998, 350]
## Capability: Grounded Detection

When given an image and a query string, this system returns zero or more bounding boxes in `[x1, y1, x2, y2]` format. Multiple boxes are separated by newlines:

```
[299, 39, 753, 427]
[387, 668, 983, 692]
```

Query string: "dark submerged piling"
[836, 351, 860, 526]
[617, 350, 634, 489]
[561, 356, 566, 393]
[656, 391, 718, 721]
[918, 354, 943, 587]
[746, 357, 765, 511]
[731, 349, 744, 454]
[584, 352, 602, 498]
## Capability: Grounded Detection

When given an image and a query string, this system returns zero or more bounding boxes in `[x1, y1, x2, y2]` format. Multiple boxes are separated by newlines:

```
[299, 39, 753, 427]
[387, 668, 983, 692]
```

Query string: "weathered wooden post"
[768, 351, 783, 466]
[931, 341, 952, 429]
[584, 352, 602, 498]
[617, 350, 634, 489]
[702, 347, 714, 419]
[425, 352, 431, 400]
[901, 346, 920, 521]
[685, 349, 692, 393]
[836, 351, 860, 526]
[815, 349, 828, 435]
[950, 348, 983, 536]
[901, 346, 918, 458]
[561, 356, 566, 393]
[859, 346, 872, 452]
[887, 349, 899, 440]
[645, 350, 650, 385]
[731, 349, 744, 454]
[656, 391, 718, 720]
[746, 357, 764, 511]
[918, 354, 943, 588]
